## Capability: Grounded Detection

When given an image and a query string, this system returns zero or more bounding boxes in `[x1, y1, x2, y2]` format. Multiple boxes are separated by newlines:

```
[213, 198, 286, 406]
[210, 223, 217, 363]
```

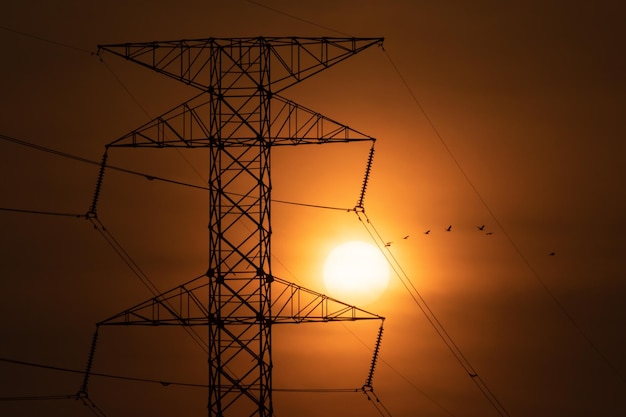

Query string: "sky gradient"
[1, 1, 625, 416]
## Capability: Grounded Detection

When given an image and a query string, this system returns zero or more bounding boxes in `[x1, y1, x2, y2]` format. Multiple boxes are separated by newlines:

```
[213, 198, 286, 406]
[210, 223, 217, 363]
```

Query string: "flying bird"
[424, 230, 431, 235]
[445, 225, 452, 232]
[548, 252, 555, 256]
[477, 225, 485, 231]
[385, 242, 392, 247]
[403, 235, 409, 239]
[486, 232, 494, 236]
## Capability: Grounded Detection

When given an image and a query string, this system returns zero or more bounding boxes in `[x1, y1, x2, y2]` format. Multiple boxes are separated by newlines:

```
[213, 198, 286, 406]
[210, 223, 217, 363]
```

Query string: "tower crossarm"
[96, 275, 383, 327]
[105, 92, 374, 149]
[97, 37, 384, 94]
[271, 277, 384, 323]
[97, 275, 209, 326]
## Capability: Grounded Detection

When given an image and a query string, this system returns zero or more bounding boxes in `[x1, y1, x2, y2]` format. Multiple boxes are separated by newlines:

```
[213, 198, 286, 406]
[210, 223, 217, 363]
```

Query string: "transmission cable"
[0, 206, 85, 218]
[0, 132, 350, 211]
[0, 357, 362, 393]
[356, 211, 511, 417]
[243, 0, 351, 37]
[381, 47, 625, 386]
[363, 388, 393, 417]
[0, 24, 94, 55]
[86, 216, 209, 354]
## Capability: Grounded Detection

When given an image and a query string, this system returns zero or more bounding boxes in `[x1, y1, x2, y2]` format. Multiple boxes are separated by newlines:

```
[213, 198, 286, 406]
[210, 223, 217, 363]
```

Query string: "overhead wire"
[0, 24, 94, 55]
[363, 388, 394, 417]
[86, 216, 209, 354]
[0, 132, 351, 211]
[0, 394, 76, 401]
[243, 0, 351, 37]
[0, 206, 85, 218]
[356, 211, 511, 417]
[0, 357, 363, 393]
[381, 46, 626, 386]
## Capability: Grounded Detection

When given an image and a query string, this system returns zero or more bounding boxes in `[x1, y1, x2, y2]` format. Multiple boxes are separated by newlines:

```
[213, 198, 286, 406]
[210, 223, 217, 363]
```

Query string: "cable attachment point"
[355, 144, 375, 211]
[87, 150, 108, 218]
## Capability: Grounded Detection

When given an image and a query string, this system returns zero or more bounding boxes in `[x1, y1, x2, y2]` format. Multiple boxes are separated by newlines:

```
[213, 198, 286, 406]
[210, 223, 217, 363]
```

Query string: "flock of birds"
[384, 224, 493, 246]
[384, 225, 556, 256]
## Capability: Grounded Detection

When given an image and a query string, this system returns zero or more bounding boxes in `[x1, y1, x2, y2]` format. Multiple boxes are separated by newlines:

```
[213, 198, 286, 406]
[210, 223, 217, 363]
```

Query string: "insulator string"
[364, 322, 384, 389]
[78, 328, 99, 396]
[87, 151, 108, 218]
[356, 143, 375, 210]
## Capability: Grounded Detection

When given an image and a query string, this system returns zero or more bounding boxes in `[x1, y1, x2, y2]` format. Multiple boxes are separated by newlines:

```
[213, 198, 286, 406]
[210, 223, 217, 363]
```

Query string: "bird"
[469, 373, 478, 378]
[445, 225, 452, 232]
[424, 230, 431, 235]
[548, 252, 555, 256]
[477, 224, 485, 231]
[486, 232, 494, 236]
[403, 235, 409, 239]
[385, 242, 392, 247]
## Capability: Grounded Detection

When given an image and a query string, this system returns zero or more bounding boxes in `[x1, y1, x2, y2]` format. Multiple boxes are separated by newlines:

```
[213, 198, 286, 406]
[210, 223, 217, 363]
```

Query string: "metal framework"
[95, 37, 384, 417]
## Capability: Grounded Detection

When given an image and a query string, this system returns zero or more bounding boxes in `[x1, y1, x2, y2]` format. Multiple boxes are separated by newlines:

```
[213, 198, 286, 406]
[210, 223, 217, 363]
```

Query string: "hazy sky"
[1, 1, 625, 416]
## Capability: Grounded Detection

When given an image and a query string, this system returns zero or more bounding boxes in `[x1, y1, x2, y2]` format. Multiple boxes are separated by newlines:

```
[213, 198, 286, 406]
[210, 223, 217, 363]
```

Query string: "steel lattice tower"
[91, 37, 385, 417]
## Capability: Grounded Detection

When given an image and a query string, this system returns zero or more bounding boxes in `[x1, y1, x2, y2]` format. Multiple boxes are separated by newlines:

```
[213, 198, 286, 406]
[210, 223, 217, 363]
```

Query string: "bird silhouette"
[477, 225, 485, 231]
[548, 252, 555, 256]
[445, 225, 452, 232]
[424, 230, 431, 235]
[403, 235, 409, 239]
[485, 232, 494, 236]
[385, 242, 392, 247]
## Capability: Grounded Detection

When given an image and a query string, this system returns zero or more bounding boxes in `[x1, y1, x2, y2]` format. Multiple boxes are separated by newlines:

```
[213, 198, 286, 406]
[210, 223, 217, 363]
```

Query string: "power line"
[381, 47, 626, 386]
[0, 24, 94, 55]
[243, 0, 352, 37]
[86, 217, 210, 355]
[0, 357, 363, 393]
[0, 394, 76, 401]
[363, 388, 394, 417]
[0, 206, 85, 218]
[0, 132, 352, 211]
[357, 211, 511, 417]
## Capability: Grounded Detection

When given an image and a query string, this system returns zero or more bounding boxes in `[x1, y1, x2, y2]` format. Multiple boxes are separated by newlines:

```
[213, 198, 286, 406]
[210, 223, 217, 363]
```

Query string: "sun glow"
[322, 241, 390, 306]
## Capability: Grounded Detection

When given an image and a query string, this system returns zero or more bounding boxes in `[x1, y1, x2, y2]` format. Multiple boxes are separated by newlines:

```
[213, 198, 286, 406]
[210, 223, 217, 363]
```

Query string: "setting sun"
[322, 241, 390, 306]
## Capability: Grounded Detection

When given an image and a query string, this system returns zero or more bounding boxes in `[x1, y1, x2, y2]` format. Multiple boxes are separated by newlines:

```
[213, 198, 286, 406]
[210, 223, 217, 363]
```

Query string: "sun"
[322, 241, 390, 306]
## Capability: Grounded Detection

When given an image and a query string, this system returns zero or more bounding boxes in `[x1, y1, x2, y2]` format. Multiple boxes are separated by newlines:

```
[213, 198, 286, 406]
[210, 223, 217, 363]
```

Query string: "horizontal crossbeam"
[97, 275, 383, 326]
[106, 93, 374, 148]
[98, 37, 383, 94]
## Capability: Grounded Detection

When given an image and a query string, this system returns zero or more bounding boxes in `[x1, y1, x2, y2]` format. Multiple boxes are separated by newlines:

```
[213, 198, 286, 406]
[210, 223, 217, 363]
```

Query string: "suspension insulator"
[79, 328, 99, 395]
[88, 151, 108, 218]
[356, 145, 375, 210]
[364, 322, 384, 388]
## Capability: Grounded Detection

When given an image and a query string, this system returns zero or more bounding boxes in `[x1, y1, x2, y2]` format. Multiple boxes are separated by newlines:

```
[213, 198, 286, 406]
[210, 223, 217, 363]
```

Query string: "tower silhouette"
[88, 37, 385, 417]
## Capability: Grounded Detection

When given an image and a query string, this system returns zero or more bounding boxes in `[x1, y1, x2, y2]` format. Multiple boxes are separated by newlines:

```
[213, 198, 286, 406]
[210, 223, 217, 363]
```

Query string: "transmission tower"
[87, 37, 385, 417]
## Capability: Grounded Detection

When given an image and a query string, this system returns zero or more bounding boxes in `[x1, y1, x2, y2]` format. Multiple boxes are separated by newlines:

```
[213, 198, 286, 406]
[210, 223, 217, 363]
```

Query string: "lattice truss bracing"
[94, 37, 384, 417]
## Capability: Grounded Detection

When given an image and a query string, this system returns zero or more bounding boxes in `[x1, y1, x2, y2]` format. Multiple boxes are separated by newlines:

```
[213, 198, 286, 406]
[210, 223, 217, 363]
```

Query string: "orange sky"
[1, 1, 625, 416]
